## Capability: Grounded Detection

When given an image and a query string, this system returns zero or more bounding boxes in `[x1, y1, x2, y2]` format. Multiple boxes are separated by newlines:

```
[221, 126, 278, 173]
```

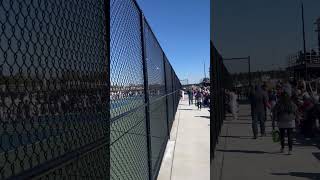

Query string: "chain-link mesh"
[210, 42, 232, 159]
[143, 21, 169, 179]
[110, 0, 149, 179]
[110, 0, 181, 179]
[34, 144, 109, 180]
[0, 0, 109, 179]
[164, 56, 174, 132]
[223, 57, 250, 102]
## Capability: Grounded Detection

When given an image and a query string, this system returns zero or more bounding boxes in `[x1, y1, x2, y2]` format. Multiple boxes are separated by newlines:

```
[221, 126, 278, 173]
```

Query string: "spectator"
[229, 88, 238, 120]
[273, 84, 298, 155]
[195, 90, 203, 110]
[187, 89, 193, 105]
[251, 85, 269, 139]
[301, 95, 315, 137]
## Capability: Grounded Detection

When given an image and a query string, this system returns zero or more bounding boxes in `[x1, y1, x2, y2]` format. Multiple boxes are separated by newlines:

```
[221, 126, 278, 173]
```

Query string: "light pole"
[301, 1, 308, 80]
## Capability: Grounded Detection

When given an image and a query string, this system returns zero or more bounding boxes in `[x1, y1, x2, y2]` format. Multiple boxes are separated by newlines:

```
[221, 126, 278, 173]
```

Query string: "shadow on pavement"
[271, 172, 320, 180]
[238, 100, 250, 105]
[179, 104, 193, 106]
[224, 122, 252, 125]
[194, 116, 210, 119]
[225, 114, 251, 118]
[293, 134, 320, 150]
[312, 152, 320, 161]
[216, 149, 279, 155]
[219, 135, 253, 139]
[178, 108, 194, 111]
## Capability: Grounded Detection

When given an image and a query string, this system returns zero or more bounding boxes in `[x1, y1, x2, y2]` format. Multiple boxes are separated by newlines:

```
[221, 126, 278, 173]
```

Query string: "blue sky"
[213, 0, 320, 73]
[136, 0, 210, 84]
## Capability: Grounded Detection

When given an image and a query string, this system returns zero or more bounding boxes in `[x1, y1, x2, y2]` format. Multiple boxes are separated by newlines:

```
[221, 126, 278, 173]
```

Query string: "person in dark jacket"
[188, 89, 193, 105]
[195, 90, 203, 110]
[249, 85, 255, 119]
[251, 85, 269, 139]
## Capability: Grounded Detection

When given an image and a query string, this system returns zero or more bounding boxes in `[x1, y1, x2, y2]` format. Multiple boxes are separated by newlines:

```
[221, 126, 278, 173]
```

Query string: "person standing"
[269, 89, 277, 125]
[188, 89, 193, 105]
[229, 89, 238, 120]
[301, 95, 315, 137]
[262, 84, 270, 122]
[249, 85, 255, 121]
[252, 85, 269, 139]
[272, 86, 297, 155]
[195, 90, 203, 110]
[181, 89, 185, 100]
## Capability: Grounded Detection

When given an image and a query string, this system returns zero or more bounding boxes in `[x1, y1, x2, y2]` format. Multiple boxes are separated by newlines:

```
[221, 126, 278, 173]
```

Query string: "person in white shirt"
[229, 88, 238, 120]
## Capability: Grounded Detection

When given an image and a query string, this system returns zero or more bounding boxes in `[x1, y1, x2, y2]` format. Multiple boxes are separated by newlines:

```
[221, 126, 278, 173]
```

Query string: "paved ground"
[158, 98, 210, 180]
[213, 104, 320, 180]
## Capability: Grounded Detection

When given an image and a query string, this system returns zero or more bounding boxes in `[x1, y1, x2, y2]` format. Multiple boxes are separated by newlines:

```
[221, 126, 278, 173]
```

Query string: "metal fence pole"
[105, 0, 110, 178]
[140, 12, 153, 180]
[172, 67, 175, 117]
[248, 56, 251, 87]
[163, 53, 170, 138]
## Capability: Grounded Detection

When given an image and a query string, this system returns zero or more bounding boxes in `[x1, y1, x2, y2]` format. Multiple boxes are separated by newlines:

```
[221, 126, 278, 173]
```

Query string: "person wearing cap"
[272, 86, 297, 155]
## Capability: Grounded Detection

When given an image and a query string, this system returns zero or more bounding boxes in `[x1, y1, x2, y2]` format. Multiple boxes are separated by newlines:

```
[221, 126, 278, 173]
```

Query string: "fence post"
[163, 53, 170, 138]
[105, 0, 110, 178]
[248, 56, 251, 88]
[139, 12, 153, 180]
[171, 67, 175, 117]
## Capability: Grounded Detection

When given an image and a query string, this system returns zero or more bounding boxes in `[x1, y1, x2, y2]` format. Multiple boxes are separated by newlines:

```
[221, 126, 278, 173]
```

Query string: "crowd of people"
[224, 79, 320, 155]
[186, 87, 210, 110]
[0, 90, 108, 122]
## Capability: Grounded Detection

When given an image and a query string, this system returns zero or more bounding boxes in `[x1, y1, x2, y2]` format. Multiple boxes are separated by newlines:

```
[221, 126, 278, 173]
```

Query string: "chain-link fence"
[0, 0, 109, 179]
[110, 0, 181, 180]
[223, 57, 251, 102]
[179, 79, 188, 86]
[210, 42, 233, 159]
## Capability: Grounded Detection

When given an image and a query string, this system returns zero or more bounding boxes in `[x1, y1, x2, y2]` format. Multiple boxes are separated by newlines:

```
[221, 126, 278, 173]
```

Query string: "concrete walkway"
[213, 104, 320, 180]
[157, 98, 210, 180]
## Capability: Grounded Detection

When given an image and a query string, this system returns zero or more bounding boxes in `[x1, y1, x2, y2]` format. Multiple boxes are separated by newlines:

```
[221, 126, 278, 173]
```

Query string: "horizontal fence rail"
[110, 0, 181, 180]
[0, 0, 110, 179]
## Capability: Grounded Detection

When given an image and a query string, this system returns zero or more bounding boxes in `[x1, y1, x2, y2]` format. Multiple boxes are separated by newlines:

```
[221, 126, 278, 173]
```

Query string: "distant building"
[287, 17, 320, 80]
[287, 50, 320, 80]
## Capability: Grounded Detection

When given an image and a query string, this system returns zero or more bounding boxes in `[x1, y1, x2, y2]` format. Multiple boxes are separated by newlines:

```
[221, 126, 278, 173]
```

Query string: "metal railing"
[110, 0, 181, 180]
[287, 50, 320, 67]
[1, 0, 110, 179]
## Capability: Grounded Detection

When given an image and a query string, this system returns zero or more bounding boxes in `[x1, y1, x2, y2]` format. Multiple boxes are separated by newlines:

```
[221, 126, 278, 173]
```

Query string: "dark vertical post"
[139, 13, 153, 180]
[315, 17, 320, 55]
[301, 2, 308, 80]
[171, 67, 175, 117]
[210, 42, 215, 163]
[248, 56, 251, 87]
[215, 49, 219, 147]
[104, 0, 110, 178]
[217, 56, 221, 138]
[302, 2, 307, 56]
[162, 53, 170, 138]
